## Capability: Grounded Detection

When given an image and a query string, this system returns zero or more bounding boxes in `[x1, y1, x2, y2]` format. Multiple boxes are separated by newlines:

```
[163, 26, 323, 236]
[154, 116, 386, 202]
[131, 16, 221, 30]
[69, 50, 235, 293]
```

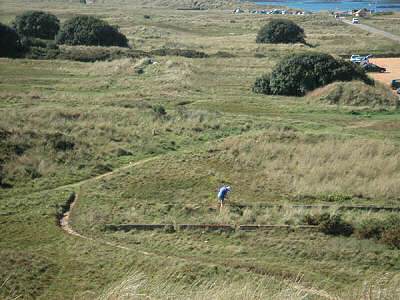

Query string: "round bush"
[13, 11, 60, 39]
[0, 23, 21, 57]
[56, 16, 128, 47]
[256, 19, 305, 44]
[253, 53, 373, 96]
[319, 214, 353, 237]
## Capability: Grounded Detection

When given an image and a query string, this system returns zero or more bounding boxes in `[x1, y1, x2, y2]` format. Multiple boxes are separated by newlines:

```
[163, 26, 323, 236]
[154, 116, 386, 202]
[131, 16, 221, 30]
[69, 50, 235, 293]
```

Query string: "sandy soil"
[369, 58, 400, 87]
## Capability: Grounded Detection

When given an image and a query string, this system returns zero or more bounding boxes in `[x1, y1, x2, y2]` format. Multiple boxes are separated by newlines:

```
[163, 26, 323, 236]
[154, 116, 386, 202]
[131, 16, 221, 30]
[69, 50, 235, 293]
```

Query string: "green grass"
[361, 12, 400, 36]
[1, 0, 400, 299]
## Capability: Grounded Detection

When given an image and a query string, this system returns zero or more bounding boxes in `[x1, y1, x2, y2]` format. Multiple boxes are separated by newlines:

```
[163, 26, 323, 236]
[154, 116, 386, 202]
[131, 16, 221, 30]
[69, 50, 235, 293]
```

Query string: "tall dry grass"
[100, 271, 400, 300]
[221, 129, 400, 200]
[98, 272, 314, 300]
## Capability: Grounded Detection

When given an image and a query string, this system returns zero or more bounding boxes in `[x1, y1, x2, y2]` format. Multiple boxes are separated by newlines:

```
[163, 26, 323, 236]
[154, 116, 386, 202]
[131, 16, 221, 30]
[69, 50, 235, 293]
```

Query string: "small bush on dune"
[301, 212, 330, 226]
[256, 19, 305, 44]
[150, 48, 208, 58]
[319, 214, 353, 236]
[152, 104, 167, 117]
[13, 11, 60, 39]
[254, 53, 372, 96]
[355, 215, 400, 248]
[381, 228, 400, 249]
[56, 15, 129, 47]
[252, 73, 272, 94]
[0, 23, 21, 58]
[302, 212, 353, 236]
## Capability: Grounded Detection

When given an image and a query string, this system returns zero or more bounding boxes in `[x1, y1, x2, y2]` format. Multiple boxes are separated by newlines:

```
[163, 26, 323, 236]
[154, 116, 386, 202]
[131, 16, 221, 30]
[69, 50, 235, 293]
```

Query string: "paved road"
[341, 19, 400, 43]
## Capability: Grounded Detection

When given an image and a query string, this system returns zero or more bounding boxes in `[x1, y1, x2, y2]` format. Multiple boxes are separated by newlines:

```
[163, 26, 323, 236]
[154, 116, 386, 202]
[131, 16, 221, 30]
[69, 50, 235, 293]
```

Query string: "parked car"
[350, 54, 371, 64]
[360, 61, 386, 73]
[391, 79, 400, 90]
[397, 88, 400, 95]
[352, 18, 359, 24]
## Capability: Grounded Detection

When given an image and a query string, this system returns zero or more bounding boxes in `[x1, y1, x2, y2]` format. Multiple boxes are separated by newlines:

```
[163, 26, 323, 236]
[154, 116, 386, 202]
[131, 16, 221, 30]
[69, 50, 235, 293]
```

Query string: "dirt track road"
[341, 19, 400, 43]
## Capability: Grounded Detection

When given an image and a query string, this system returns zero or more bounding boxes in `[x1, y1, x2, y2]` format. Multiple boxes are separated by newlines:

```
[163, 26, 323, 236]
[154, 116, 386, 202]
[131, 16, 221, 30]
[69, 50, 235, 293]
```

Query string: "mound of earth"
[308, 81, 399, 108]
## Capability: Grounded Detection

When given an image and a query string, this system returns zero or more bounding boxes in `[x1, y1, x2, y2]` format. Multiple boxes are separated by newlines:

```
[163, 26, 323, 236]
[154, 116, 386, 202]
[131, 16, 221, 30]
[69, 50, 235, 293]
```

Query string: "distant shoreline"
[253, 1, 400, 12]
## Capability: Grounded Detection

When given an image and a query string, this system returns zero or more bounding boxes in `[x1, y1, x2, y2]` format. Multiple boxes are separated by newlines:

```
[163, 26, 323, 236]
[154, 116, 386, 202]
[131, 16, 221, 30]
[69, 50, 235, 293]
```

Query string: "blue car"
[391, 79, 400, 90]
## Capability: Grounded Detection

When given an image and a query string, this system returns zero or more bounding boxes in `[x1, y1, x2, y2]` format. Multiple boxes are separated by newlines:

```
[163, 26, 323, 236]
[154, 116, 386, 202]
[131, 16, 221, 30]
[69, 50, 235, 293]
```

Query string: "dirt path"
[341, 19, 400, 43]
[59, 156, 159, 251]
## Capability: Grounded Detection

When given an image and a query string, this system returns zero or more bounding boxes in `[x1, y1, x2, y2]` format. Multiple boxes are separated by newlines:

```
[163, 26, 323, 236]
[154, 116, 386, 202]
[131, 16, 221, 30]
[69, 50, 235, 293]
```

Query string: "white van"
[352, 18, 360, 24]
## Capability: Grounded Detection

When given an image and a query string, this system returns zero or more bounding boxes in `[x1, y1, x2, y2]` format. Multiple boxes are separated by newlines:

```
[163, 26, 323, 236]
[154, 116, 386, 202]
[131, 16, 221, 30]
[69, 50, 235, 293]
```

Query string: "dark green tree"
[13, 11, 60, 39]
[253, 53, 373, 96]
[0, 23, 21, 57]
[56, 16, 129, 47]
[256, 19, 305, 44]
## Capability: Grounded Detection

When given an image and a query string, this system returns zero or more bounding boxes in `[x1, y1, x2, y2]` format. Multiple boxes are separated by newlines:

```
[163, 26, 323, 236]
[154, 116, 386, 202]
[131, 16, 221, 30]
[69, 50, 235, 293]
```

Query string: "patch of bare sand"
[369, 58, 400, 87]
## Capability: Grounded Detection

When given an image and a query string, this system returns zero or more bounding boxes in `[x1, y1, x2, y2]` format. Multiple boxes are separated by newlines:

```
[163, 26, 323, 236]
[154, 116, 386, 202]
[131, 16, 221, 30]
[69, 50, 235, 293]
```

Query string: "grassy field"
[361, 12, 400, 36]
[1, 0, 400, 299]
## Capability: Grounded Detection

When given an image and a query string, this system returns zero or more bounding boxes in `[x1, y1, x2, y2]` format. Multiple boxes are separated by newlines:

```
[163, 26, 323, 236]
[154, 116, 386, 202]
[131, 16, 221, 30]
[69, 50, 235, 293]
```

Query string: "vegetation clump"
[256, 19, 305, 44]
[253, 53, 372, 96]
[311, 81, 399, 108]
[0, 23, 21, 57]
[56, 16, 129, 47]
[152, 104, 167, 117]
[319, 214, 353, 236]
[356, 215, 400, 248]
[13, 11, 60, 39]
[302, 212, 353, 236]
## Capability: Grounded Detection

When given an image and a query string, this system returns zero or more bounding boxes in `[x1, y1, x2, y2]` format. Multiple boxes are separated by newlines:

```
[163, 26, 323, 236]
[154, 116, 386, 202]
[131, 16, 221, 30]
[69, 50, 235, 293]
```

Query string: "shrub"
[0, 23, 21, 57]
[319, 214, 353, 236]
[47, 133, 75, 151]
[301, 212, 330, 226]
[13, 11, 60, 39]
[356, 215, 400, 248]
[253, 53, 373, 96]
[56, 15, 129, 47]
[381, 228, 400, 249]
[252, 73, 272, 95]
[152, 104, 167, 117]
[25, 47, 60, 60]
[256, 19, 305, 44]
[356, 218, 385, 240]
[150, 48, 208, 58]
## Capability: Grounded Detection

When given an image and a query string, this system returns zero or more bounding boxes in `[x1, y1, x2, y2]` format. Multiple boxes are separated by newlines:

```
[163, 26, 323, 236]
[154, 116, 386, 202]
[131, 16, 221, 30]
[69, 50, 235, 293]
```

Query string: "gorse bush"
[356, 218, 385, 240]
[13, 11, 60, 39]
[0, 23, 21, 57]
[256, 19, 305, 44]
[381, 228, 400, 249]
[253, 53, 373, 96]
[301, 212, 330, 226]
[56, 16, 129, 47]
[150, 48, 208, 58]
[356, 215, 400, 248]
[252, 73, 272, 94]
[152, 104, 167, 117]
[319, 214, 353, 237]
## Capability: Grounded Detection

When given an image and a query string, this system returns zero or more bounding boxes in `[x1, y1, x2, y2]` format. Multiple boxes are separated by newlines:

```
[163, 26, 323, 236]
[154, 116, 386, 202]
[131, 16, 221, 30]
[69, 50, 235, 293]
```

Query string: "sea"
[254, 0, 400, 12]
